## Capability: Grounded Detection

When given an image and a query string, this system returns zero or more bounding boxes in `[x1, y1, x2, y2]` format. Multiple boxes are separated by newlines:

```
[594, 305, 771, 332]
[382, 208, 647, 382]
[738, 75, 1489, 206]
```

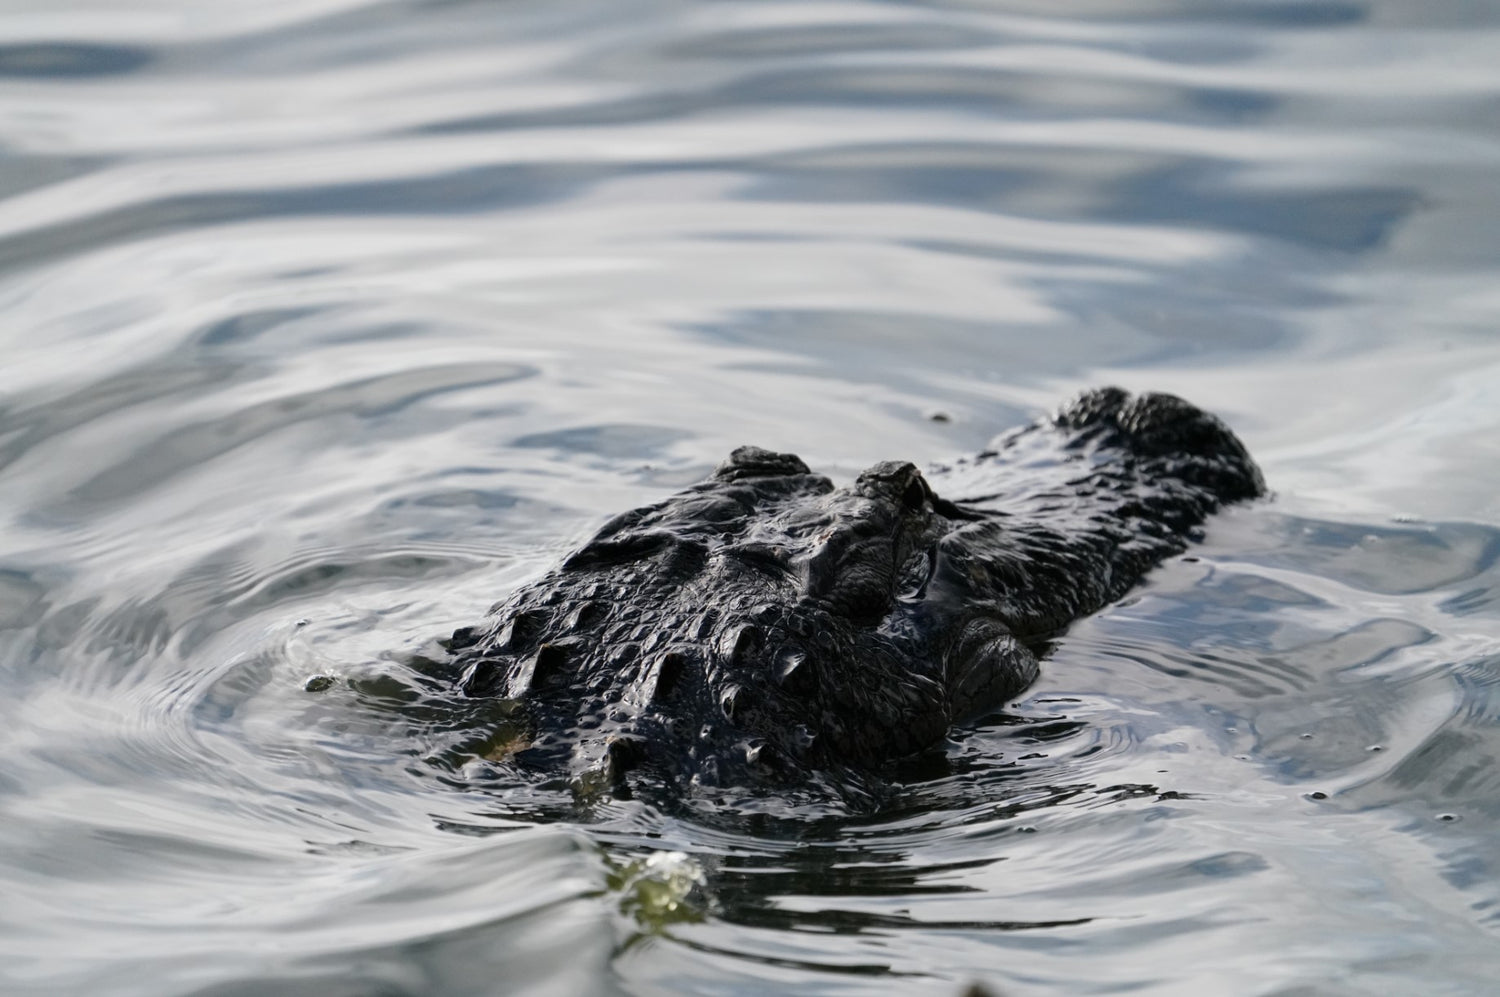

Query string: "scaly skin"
[444, 388, 1263, 796]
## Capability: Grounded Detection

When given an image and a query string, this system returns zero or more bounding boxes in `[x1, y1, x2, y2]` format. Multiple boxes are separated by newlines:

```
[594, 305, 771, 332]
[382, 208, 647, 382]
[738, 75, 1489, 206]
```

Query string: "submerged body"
[444, 388, 1263, 795]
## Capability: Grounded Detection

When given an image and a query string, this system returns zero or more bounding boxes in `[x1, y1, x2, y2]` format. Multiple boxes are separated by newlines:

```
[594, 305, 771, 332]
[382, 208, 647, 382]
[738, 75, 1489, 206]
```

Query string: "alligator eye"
[901, 477, 927, 512]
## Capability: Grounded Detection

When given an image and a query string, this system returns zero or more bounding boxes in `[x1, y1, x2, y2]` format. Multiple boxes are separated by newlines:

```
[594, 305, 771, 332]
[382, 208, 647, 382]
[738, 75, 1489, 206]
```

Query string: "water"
[1, 0, 1498, 993]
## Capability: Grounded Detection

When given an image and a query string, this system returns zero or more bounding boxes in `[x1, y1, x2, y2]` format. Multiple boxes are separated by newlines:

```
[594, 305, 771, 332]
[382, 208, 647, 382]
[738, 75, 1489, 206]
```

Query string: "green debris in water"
[605, 850, 709, 930]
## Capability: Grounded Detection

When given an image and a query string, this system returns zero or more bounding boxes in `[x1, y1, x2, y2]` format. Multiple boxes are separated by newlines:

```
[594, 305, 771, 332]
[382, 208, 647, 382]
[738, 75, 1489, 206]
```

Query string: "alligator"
[439, 387, 1263, 798]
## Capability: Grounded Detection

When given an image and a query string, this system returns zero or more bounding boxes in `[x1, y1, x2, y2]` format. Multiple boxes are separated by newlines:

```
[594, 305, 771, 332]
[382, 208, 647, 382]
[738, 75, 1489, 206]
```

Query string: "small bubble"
[1226, 727, 1237, 734]
[1016, 825, 1037, 834]
[1234, 754, 1250, 761]
[1299, 733, 1314, 740]
[926, 410, 952, 423]
[304, 675, 335, 693]
[1306, 791, 1328, 801]
[295, 618, 311, 628]
[1436, 813, 1461, 823]
[1366, 744, 1384, 752]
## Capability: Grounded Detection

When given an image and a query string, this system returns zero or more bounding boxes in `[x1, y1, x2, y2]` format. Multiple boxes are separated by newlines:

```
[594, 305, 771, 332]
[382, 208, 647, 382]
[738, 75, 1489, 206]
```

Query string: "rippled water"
[2, 1, 1499, 994]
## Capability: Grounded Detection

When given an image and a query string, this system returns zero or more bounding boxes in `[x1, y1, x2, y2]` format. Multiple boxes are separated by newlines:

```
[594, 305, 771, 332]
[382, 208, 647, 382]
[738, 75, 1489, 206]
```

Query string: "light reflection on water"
[0, 1, 1498, 994]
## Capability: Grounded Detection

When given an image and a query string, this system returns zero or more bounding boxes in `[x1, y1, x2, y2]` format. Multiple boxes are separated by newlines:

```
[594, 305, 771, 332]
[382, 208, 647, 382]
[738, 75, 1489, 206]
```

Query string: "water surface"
[1, 1, 1498, 994]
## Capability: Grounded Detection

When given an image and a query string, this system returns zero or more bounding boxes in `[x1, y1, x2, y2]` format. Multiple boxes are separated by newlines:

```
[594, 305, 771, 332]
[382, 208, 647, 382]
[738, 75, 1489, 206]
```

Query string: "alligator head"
[442, 388, 1264, 797]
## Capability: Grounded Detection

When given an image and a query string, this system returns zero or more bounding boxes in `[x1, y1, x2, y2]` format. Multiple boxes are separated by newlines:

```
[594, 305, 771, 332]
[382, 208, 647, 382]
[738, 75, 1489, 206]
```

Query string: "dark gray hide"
[446, 388, 1263, 794]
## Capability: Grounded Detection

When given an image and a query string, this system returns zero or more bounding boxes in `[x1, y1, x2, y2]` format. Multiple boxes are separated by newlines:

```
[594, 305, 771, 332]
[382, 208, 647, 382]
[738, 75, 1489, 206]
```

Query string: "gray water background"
[1, 1, 1499, 994]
